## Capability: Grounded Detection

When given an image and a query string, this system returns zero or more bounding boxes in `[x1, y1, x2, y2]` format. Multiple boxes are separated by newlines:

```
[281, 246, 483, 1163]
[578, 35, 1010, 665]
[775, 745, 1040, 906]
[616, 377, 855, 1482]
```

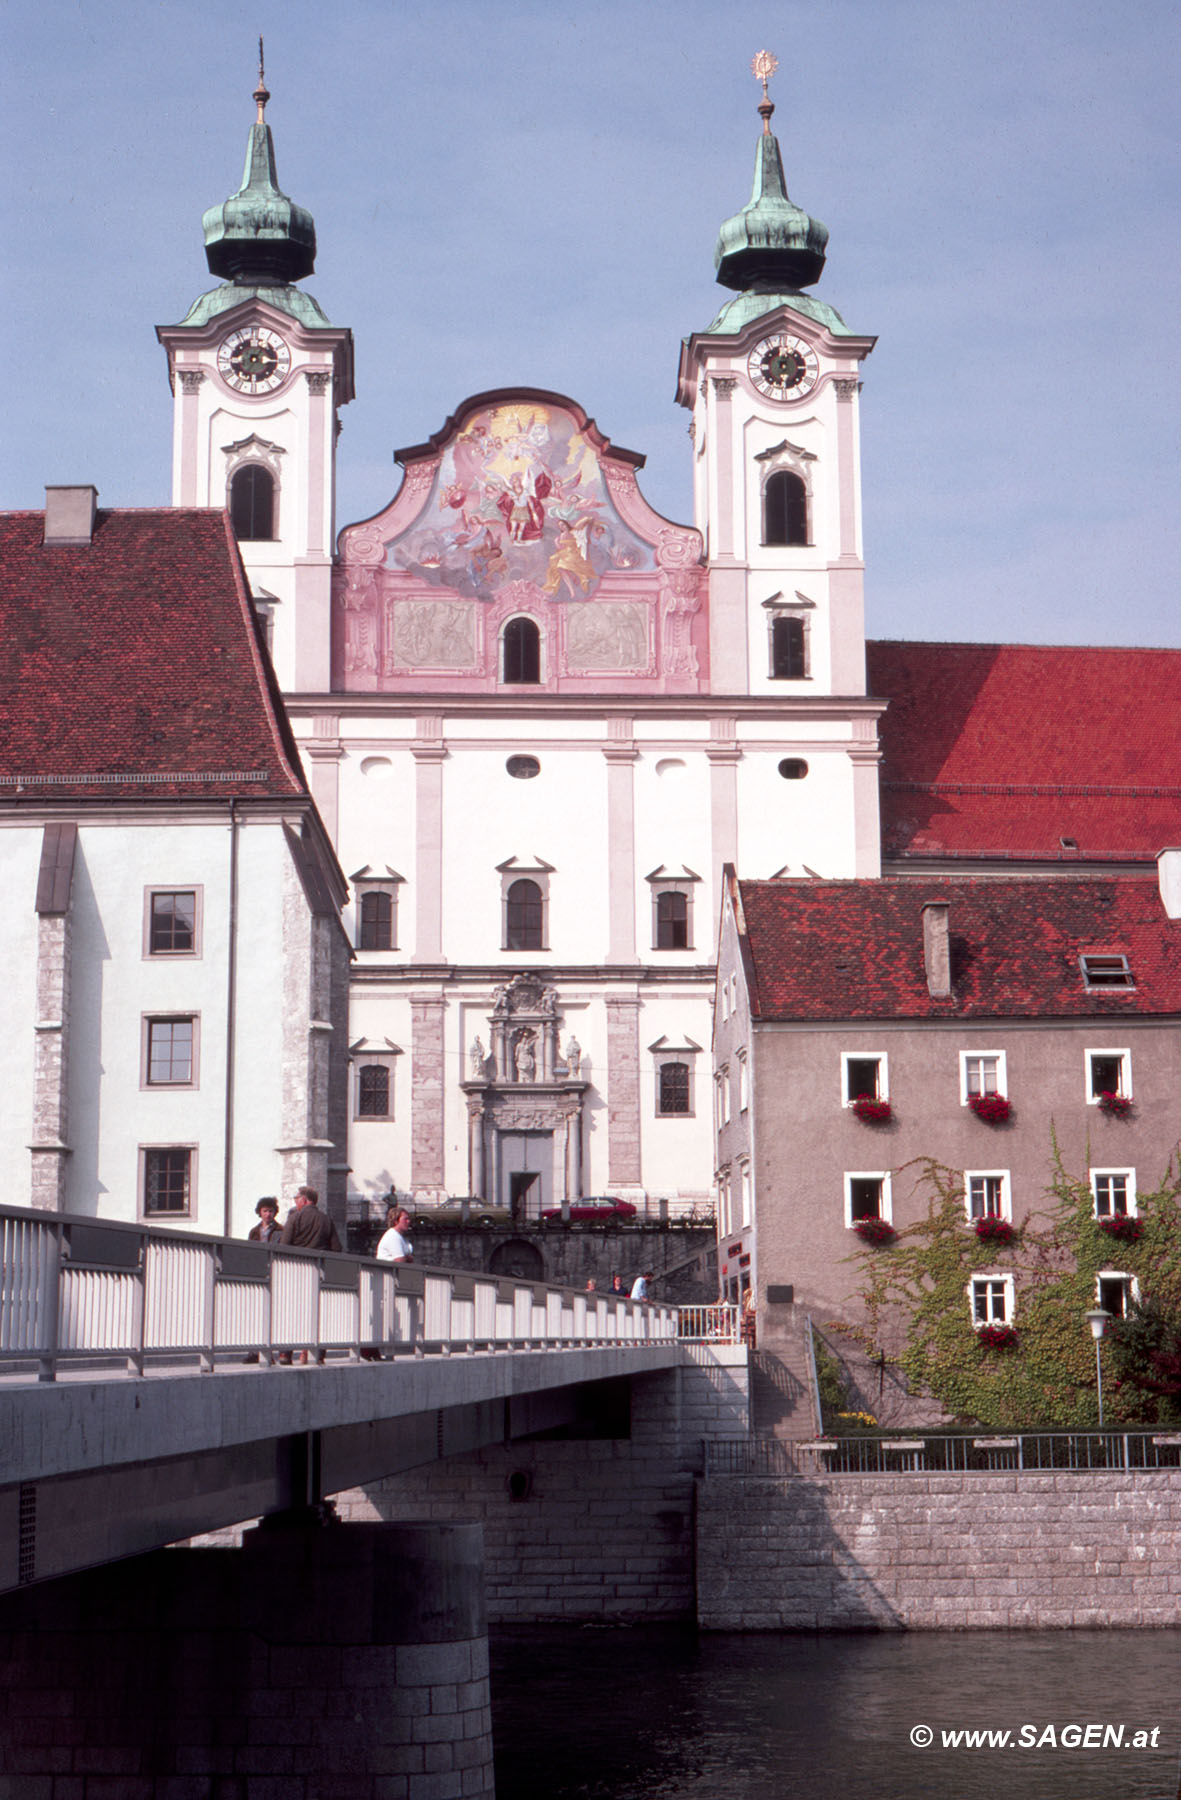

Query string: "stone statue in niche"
[513, 1030, 537, 1083]
[564, 1035, 582, 1076]
[469, 1036, 486, 1078]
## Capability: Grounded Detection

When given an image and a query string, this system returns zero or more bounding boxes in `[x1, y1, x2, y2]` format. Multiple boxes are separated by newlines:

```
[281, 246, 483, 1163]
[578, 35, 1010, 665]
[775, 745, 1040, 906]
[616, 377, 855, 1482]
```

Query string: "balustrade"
[0, 1205, 677, 1382]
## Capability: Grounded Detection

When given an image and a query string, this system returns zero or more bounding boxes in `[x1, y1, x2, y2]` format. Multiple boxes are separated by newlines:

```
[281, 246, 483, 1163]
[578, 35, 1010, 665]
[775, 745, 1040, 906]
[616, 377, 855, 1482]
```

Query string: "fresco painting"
[383, 401, 657, 601]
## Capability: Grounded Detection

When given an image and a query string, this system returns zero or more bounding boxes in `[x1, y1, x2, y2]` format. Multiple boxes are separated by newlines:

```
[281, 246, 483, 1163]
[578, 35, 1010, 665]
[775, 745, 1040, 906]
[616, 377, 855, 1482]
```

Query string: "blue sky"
[3, 0, 1178, 646]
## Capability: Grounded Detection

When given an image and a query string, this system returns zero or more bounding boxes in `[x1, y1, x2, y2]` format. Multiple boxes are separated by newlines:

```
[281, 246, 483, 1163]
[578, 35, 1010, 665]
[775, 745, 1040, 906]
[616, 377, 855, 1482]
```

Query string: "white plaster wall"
[0, 831, 46, 1203]
[632, 750, 714, 954]
[230, 823, 299, 1224]
[440, 745, 611, 965]
[733, 747, 862, 880]
[64, 823, 234, 1227]
[333, 744, 416, 955]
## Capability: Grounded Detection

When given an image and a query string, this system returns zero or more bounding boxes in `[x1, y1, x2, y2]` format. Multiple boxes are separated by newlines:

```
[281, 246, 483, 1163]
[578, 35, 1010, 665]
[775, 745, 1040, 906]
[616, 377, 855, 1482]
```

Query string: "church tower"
[157, 52, 354, 692]
[677, 55, 875, 701]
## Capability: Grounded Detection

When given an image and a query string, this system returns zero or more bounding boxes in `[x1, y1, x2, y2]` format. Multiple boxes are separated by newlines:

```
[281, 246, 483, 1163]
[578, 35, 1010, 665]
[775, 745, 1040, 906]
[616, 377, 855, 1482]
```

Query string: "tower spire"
[712, 51, 828, 295]
[200, 47, 316, 286]
[254, 37, 270, 123]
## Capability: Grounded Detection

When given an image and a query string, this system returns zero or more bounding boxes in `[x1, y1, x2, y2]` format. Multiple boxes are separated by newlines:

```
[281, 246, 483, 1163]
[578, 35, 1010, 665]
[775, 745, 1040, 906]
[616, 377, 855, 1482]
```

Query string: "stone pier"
[0, 1518, 494, 1799]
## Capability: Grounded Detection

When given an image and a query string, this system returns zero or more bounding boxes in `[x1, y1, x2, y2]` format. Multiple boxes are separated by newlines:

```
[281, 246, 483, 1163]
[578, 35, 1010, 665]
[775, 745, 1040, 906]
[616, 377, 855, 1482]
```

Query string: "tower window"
[229, 464, 276, 541]
[502, 617, 541, 685]
[770, 614, 807, 679]
[763, 471, 808, 547]
[505, 878, 544, 950]
[655, 890, 690, 950]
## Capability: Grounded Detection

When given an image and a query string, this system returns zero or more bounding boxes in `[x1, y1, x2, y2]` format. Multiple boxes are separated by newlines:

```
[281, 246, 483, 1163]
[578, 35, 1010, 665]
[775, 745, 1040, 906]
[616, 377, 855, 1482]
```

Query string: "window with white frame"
[842, 1052, 887, 1104]
[1087, 1049, 1130, 1102]
[351, 1041, 400, 1121]
[720, 1065, 731, 1124]
[1091, 1169, 1136, 1218]
[970, 1275, 1014, 1327]
[1097, 1272, 1138, 1320]
[740, 1160, 752, 1228]
[737, 1051, 749, 1112]
[845, 1173, 892, 1226]
[143, 1015, 198, 1088]
[965, 1171, 1010, 1221]
[141, 1146, 195, 1218]
[960, 1050, 1006, 1102]
[145, 887, 200, 957]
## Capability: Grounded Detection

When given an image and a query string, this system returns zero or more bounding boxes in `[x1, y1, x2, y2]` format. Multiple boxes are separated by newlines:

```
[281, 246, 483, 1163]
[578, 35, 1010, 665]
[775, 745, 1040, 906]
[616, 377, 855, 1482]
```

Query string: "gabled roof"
[0, 509, 307, 802]
[867, 641, 1181, 863]
[736, 875, 1181, 1022]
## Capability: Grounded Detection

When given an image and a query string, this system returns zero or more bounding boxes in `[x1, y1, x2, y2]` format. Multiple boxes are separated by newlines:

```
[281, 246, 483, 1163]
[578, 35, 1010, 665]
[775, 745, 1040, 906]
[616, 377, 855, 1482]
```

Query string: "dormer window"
[1080, 955, 1134, 990]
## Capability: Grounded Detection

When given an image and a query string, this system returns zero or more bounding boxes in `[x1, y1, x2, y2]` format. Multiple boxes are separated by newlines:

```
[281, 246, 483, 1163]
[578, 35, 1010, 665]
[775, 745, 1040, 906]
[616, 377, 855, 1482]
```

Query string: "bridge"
[0, 1205, 728, 1594]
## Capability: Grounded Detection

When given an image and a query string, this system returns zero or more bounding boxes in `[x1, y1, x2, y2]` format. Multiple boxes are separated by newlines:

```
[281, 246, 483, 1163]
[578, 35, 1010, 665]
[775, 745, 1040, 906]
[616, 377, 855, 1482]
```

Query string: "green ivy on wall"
[841, 1150, 1181, 1430]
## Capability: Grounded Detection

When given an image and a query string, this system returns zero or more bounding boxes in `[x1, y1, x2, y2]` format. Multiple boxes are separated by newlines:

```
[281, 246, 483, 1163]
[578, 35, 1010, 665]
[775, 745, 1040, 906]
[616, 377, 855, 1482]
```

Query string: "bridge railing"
[703, 1431, 1181, 1477]
[0, 1206, 677, 1382]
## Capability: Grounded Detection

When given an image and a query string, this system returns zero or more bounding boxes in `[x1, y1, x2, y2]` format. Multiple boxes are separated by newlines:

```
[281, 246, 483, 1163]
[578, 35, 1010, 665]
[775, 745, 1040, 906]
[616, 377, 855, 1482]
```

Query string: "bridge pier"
[0, 1518, 495, 1799]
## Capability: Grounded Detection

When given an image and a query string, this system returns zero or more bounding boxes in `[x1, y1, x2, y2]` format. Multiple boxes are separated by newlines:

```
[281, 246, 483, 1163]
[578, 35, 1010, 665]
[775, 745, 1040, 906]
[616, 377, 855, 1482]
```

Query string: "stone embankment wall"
[348, 1221, 718, 1299]
[335, 1349, 749, 1623]
[696, 1472, 1181, 1630]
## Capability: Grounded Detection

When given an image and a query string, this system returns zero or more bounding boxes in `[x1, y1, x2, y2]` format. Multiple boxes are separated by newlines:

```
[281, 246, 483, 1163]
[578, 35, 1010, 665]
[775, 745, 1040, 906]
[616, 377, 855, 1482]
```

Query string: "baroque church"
[155, 58, 1180, 1232]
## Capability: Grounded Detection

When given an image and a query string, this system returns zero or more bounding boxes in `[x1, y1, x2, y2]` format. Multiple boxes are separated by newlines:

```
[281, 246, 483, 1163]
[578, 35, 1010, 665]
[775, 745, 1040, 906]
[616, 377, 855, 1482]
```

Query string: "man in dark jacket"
[280, 1185, 341, 1252]
[277, 1186, 341, 1363]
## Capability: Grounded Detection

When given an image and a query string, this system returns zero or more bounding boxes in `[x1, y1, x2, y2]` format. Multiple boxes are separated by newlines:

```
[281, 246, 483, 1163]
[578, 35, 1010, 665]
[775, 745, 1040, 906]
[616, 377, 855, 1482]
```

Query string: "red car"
[542, 1196, 638, 1224]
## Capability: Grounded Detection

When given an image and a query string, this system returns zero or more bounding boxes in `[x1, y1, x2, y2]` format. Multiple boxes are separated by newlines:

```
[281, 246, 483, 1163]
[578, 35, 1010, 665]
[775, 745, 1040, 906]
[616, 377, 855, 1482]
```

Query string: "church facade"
[157, 65, 884, 1220]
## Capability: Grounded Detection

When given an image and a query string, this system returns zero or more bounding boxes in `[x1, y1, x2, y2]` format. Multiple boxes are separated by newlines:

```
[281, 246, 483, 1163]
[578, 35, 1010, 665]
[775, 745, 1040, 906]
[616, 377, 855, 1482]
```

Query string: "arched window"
[658, 1062, 691, 1116]
[502, 617, 540, 685]
[358, 890, 394, 951]
[357, 1064, 390, 1118]
[655, 890, 689, 950]
[770, 614, 807, 679]
[229, 465, 276, 541]
[763, 470, 807, 547]
[505, 878, 544, 950]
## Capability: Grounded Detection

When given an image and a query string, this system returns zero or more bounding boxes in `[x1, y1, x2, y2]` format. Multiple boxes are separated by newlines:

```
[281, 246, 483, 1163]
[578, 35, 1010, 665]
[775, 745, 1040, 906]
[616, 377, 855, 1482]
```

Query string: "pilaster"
[605, 993, 642, 1189]
[410, 994, 447, 1199]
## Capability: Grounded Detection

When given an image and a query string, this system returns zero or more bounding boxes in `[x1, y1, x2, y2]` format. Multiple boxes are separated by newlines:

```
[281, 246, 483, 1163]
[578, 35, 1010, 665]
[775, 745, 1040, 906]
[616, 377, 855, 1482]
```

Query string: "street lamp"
[1084, 1307, 1112, 1427]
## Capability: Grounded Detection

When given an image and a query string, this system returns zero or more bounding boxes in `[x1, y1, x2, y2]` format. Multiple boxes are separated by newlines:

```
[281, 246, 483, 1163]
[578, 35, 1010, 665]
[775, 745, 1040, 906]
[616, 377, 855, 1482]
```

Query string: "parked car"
[412, 1198, 512, 1228]
[542, 1196, 639, 1224]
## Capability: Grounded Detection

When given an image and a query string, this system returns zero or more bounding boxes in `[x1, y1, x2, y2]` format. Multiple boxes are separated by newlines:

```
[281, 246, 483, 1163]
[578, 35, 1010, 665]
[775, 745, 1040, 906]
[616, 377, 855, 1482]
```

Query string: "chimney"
[1158, 849, 1181, 919]
[44, 486, 98, 547]
[922, 901, 952, 999]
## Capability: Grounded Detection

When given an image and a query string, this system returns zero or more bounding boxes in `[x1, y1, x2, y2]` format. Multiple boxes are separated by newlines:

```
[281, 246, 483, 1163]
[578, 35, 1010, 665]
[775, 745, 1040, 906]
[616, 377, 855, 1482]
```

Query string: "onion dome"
[201, 49, 316, 285]
[714, 60, 828, 294]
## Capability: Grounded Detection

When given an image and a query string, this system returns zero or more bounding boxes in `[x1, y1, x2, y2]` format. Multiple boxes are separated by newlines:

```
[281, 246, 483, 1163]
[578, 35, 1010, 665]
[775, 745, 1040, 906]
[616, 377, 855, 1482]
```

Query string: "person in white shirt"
[376, 1205, 414, 1263]
[630, 1270, 653, 1301]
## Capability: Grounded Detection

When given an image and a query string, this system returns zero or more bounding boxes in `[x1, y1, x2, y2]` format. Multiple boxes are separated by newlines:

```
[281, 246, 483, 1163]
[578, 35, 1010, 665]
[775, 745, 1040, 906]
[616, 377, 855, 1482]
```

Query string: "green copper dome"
[201, 73, 316, 285]
[714, 103, 828, 294]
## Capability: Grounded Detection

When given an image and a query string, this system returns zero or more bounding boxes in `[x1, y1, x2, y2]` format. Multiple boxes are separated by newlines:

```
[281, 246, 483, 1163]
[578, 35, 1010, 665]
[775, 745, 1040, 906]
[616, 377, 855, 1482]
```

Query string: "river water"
[491, 1626, 1181, 1800]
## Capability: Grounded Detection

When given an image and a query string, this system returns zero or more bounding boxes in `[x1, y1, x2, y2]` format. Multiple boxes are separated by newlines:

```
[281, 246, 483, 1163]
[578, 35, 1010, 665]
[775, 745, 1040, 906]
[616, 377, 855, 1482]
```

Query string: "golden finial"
[751, 49, 778, 132]
[253, 37, 270, 122]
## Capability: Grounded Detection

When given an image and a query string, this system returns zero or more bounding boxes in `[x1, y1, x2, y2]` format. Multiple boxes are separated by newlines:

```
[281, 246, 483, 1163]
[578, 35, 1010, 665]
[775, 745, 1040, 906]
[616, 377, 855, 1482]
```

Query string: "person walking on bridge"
[280, 1185, 341, 1252]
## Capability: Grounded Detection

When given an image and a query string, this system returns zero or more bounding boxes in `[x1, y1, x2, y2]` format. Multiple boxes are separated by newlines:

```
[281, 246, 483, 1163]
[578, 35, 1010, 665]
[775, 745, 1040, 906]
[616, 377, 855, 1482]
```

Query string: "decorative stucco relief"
[389, 600, 479, 670]
[565, 603, 650, 672]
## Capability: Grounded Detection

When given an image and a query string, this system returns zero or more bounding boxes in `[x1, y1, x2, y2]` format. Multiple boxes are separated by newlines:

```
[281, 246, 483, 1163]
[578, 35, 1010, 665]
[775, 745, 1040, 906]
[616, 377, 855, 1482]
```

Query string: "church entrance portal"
[500, 1131, 552, 1221]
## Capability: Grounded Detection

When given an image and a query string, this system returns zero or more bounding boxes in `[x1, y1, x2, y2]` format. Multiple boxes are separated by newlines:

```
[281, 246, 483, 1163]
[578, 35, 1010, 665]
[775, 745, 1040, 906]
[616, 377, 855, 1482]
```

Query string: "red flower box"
[977, 1324, 1018, 1350]
[850, 1095, 892, 1124]
[1097, 1091, 1133, 1117]
[969, 1093, 1011, 1124]
[1097, 1214, 1142, 1243]
[974, 1216, 1015, 1244]
[853, 1217, 896, 1246]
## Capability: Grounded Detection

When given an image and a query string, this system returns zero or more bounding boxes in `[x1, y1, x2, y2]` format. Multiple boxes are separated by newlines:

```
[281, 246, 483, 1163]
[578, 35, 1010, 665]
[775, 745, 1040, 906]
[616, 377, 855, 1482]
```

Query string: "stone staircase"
[749, 1314, 820, 1442]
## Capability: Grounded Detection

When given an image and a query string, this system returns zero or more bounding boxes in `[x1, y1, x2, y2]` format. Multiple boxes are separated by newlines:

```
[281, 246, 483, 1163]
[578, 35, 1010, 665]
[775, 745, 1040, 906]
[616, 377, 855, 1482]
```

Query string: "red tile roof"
[867, 641, 1181, 863]
[736, 875, 1181, 1022]
[0, 510, 307, 801]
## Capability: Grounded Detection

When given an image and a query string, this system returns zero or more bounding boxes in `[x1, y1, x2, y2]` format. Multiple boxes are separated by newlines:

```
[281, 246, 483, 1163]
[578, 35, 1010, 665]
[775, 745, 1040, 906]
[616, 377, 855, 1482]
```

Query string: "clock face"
[747, 334, 819, 401]
[216, 327, 292, 394]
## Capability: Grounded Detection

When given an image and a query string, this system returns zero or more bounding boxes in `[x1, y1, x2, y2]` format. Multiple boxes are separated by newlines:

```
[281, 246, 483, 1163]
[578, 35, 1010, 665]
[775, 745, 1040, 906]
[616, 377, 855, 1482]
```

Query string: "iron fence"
[703, 1431, 1181, 1478]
